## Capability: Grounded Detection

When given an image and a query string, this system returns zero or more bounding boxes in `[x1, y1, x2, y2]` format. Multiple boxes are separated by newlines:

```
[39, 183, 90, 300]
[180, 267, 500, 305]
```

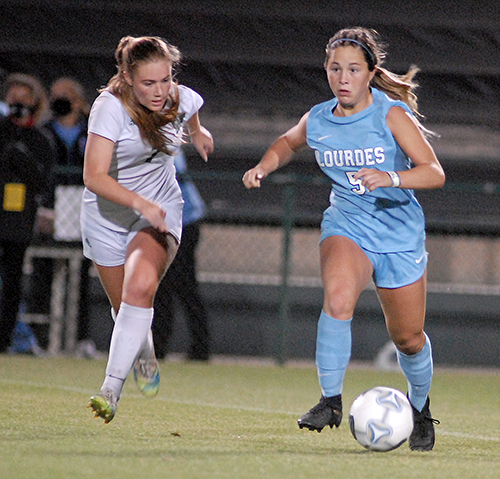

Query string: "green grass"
[0, 355, 499, 479]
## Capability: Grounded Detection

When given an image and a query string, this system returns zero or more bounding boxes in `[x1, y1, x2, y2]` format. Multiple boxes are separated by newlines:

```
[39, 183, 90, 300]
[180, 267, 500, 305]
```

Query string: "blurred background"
[2, 0, 500, 366]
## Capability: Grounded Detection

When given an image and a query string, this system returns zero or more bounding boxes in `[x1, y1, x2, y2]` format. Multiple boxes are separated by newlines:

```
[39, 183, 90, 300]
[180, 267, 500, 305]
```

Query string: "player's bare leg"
[88, 229, 177, 422]
[377, 275, 439, 451]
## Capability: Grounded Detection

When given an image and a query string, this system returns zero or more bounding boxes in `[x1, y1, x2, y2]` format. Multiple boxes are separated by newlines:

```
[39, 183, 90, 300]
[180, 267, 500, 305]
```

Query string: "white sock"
[103, 303, 153, 396]
[110, 307, 155, 360]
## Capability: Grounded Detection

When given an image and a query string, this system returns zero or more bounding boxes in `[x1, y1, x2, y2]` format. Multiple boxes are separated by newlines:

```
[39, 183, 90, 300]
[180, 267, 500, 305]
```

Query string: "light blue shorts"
[364, 244, 427, 288]
[320, 211, 427, 288]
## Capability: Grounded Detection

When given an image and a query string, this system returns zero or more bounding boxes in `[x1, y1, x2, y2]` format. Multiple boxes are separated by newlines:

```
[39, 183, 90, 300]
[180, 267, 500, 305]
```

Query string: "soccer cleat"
[409, 396, 440, 451]
[298, 395, 343, 432]
[88, 388, 118, 424]
[133, 358, 160, 397]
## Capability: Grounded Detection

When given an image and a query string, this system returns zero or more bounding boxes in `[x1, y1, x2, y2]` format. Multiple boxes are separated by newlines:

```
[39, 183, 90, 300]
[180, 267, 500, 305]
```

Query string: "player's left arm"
[187, 112, 213, 162]
[355, 106, 445, 191]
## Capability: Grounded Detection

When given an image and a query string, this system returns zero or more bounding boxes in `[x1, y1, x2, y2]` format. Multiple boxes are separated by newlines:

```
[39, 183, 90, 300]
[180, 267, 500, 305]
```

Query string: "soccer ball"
[349, 387, 413, 452]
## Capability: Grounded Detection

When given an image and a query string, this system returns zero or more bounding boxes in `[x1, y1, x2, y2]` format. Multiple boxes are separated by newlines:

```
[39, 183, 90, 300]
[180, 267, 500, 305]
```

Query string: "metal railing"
[39, 166, 500, 361]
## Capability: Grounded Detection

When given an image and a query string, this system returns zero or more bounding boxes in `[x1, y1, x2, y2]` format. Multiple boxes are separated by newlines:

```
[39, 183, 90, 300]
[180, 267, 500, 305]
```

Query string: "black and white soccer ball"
[349, 387, 413, 452]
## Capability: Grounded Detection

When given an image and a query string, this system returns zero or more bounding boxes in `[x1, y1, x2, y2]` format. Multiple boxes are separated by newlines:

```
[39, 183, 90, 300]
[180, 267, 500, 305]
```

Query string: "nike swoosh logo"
[318, 135, 331, 141]
[415, 254, 426, 264]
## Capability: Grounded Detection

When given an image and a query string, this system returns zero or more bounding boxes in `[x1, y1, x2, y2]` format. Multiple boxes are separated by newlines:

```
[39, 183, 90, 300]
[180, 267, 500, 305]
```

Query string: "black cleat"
[298, 395, 343, 432]
[409, 396, 440, 451]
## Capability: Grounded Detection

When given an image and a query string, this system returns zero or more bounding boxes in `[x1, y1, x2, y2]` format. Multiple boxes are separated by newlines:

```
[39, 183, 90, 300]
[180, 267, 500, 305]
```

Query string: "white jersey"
[81, 85, 203, 243]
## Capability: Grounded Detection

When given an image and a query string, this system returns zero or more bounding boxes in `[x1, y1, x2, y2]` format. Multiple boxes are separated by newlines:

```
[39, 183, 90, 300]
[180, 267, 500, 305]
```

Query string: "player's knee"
[323, 290, 356, 320]
[122, 277, 157, 307]
[392, 332, 425, 356]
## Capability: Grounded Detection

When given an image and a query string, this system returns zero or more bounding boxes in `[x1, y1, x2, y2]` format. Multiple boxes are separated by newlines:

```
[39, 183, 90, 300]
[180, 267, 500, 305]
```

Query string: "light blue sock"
[315, 310, 352, 397]
[397, 333, 433, 412]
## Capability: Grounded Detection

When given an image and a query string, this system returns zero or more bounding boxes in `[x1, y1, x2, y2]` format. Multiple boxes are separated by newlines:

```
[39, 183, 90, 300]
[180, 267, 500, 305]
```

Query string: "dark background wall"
[1, 0, 499, 125]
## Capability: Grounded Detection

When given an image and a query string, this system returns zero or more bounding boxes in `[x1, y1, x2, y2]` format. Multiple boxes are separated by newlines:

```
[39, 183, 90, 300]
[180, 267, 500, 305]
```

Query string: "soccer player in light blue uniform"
[243, 27, 444, 451]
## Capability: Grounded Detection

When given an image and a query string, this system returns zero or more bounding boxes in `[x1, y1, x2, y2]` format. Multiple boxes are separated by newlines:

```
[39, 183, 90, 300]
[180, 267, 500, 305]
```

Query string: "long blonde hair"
[104, 36, 182, 152]
[325, 27, 435, 136]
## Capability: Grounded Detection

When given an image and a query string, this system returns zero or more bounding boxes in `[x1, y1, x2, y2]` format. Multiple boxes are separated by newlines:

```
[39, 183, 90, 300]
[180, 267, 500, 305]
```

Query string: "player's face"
[127, 59, 173, 112]
[325, 46, 376, 115]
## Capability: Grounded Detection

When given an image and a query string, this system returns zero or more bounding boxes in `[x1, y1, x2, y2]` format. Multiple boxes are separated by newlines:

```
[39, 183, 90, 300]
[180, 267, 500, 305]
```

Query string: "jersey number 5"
[346, 172, 366, 195]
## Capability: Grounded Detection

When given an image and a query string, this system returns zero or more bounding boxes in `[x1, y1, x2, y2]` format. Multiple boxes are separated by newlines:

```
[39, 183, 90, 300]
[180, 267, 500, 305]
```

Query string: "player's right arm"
[83, 132, 168, 232]
[242, 112, 309, 189]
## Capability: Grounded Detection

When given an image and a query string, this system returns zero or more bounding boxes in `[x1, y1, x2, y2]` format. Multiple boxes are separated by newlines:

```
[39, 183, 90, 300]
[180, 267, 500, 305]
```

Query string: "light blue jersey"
[307, 88, 425, 253]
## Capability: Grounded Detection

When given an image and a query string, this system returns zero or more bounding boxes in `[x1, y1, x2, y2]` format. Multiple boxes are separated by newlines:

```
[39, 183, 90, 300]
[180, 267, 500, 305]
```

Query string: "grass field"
[1, 355, 499, 479]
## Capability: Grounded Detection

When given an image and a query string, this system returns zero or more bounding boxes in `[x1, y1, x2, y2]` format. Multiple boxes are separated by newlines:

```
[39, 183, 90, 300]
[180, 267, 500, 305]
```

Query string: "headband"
[331, 38, 376, 65]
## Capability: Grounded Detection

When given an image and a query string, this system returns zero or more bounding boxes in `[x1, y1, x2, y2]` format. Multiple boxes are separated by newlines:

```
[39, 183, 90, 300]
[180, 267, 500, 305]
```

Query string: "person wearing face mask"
[45, 78, 90, 178]
[0, 73, 54, 354]
[25, 77, 96, 357]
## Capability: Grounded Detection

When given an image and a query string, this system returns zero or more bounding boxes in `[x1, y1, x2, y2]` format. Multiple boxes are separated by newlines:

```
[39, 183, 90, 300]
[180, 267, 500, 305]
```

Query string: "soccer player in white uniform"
[82, 36, 213, 423]
[243, 27, 444, 451]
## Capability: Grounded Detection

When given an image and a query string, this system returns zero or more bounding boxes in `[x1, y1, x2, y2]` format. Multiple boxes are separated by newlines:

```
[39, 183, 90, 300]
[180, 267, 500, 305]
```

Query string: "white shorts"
[80, 180, 183, 267]
[80, 202, 183, 267]
[81, 222, 140, 267]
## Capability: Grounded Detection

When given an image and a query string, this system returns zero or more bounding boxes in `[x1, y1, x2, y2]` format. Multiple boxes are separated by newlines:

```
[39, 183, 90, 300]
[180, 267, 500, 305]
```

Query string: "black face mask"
[8, 103, 34, 119]
[51, 97, 72, 117]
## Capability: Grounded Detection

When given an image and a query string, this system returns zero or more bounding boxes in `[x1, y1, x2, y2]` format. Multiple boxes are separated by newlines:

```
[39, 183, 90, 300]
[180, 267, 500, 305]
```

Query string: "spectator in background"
[0, 73, 54, 353]
[25, 77, 96, 356]
[46, 77, 90, 178]
[153, 149, 210, 361]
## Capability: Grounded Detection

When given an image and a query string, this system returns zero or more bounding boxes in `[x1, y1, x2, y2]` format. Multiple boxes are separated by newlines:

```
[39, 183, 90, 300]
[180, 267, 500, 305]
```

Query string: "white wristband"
[387, 171, 401, 188]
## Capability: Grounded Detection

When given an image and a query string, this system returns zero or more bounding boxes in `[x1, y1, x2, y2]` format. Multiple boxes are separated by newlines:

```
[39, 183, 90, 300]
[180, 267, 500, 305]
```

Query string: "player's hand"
[242, 167, 266, 189]
[191, 126, 214, 162]
[138, 199, 169, 233]
[354, 168, 393, 192]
